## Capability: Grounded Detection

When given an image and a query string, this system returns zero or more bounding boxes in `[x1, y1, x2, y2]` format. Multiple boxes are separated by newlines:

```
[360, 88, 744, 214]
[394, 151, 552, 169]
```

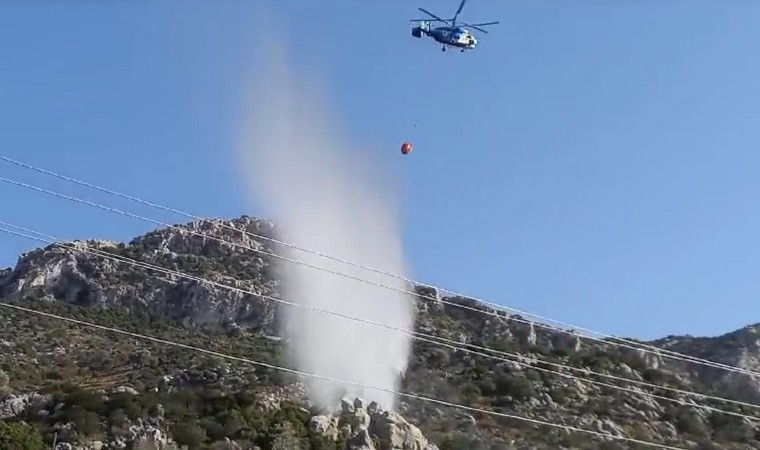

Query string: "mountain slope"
[1, 216, 759, 449]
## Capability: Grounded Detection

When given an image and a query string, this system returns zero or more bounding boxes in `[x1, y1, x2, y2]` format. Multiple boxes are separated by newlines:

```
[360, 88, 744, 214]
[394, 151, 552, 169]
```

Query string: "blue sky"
[1, 1, 760, 340]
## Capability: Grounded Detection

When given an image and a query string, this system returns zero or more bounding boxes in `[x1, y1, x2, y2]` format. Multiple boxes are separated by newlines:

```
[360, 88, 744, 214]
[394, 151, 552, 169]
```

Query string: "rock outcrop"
[0, 217, 281, 334]
[308, 398, 439, 450]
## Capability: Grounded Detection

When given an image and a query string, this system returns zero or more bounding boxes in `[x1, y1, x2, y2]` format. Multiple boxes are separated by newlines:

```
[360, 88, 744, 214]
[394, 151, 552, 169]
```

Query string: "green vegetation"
[0, 420, 45, 450]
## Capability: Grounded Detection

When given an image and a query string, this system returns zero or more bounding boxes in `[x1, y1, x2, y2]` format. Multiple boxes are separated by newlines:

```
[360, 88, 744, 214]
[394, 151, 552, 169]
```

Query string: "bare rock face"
[369, 410, 437, 450]
[126, 420, 170, 450]
[308, 397, 439, 450]
[0, 392, 50, 419]
[0, 217, 282, 334]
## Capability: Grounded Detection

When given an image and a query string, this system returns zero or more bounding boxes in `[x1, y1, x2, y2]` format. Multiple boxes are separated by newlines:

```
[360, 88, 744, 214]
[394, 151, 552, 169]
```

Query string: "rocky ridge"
[1, 216, 760, 449]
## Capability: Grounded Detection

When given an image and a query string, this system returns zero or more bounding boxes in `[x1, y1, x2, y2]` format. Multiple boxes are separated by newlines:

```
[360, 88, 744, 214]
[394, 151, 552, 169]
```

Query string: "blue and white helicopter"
[410, 0, 499, 52]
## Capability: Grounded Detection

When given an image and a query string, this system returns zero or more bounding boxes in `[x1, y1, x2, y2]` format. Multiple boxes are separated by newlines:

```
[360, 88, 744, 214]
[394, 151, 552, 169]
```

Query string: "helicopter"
[410, 0, 499, 52]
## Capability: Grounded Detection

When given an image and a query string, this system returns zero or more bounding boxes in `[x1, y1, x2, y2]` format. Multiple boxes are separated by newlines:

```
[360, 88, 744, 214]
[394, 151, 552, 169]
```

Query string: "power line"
[0, 155, 737, 371]
[0, 301, 689, 450]
[2, 221, 759, 421]
[2, 155, 754, 378]
[0, 166, 757, 380]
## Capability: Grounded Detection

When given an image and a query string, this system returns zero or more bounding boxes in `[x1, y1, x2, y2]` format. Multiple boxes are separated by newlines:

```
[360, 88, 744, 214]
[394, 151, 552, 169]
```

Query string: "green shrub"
[0, 421, 45, 450]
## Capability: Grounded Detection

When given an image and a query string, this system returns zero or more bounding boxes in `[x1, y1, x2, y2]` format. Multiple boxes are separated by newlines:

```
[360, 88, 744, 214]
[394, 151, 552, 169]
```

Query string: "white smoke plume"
[235, 44, 416, 411]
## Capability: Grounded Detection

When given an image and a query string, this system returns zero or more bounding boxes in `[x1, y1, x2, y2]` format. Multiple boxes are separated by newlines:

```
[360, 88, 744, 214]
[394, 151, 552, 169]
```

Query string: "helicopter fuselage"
[412, 24, 477, 50]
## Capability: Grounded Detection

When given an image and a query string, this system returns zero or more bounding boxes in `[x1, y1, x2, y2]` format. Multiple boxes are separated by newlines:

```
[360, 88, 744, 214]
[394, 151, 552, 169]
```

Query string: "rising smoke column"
[235, 45, 416, 411]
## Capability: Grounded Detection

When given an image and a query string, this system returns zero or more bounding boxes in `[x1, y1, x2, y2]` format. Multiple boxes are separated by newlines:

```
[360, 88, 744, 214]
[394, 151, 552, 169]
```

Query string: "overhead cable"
[1, 221, 759, 421]
[0, 169, 758, 380]
[0, 300, 689, 450]
[0, 155, 738, 374]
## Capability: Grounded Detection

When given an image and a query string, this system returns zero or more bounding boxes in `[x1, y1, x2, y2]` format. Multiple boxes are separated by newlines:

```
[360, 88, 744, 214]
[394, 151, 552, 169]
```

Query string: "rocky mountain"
[1, 216, 760, 449]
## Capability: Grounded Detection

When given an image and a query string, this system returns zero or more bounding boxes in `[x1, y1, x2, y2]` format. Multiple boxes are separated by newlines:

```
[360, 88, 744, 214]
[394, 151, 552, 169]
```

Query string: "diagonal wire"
[1, 154, 753, 377]
[0, 300, 689, 450]
[0, 155, 733, 367]
[2, 221, 759, 421]
[0, 171, 757, 380]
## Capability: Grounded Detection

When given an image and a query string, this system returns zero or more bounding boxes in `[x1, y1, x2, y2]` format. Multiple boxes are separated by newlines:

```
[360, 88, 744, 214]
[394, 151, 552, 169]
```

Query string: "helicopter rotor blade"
[409, 18, 450, 23]
[452, 0, 467, 25]
[460, 21, 500, 33]
[465, 21, 500, 27]
[417, 7, 452, 25]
